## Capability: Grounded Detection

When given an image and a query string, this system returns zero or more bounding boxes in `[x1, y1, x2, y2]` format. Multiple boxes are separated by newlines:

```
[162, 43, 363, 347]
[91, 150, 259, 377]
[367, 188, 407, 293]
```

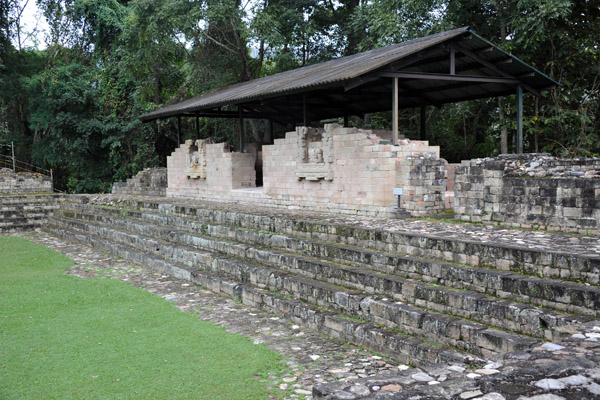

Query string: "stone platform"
[5, 193, 600, 399]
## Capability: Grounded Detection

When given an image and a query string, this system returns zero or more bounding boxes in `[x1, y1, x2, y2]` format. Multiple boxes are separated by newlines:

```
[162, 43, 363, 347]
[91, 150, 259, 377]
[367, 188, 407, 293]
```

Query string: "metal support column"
[11, 141, 15, 172]
[177, 116, 181, 144]
[238, 106, 244, 153]
[449, 46, 456, 75]
[392, 77, 398, 145]
[516, 86, 523, 154]
[420, 106, 426, 140]
[195, 115, 200, 139]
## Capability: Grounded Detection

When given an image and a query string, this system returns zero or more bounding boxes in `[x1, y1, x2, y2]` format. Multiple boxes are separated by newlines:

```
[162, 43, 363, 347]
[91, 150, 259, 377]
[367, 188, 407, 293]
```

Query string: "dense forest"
[1, 0, 598, 193]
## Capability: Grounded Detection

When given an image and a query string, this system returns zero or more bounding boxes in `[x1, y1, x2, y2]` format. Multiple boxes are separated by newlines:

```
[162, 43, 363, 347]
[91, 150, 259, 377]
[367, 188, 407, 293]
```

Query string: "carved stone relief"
[185, 139, 207, 179]
[295, 127, 333, 181]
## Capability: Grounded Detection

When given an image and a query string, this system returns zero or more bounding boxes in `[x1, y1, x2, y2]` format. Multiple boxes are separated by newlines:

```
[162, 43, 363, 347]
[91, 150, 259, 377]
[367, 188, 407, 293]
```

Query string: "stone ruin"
[165, 123, 446, 217]
[7, 131, 600, 400]
[454, 153, 600, 232]
[112, 167, 167, 196]
[0, 168, 53, 194]
[110, 127, 600, 234]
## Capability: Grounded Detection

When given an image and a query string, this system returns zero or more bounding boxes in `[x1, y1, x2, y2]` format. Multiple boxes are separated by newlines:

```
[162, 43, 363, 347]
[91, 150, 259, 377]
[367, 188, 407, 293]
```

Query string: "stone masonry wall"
[112, 168, 167, 196]
[454, 154, 600, 231]
[167, 141, 256, 198]
[397, 155, 446, 215]
[0, 169, 52, 194]
[262, 124, 445, 216]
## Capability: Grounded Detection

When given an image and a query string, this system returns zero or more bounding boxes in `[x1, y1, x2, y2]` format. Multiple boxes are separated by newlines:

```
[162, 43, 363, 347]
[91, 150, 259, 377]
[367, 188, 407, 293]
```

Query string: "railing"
[0, 154, 52, 177]
[0, 142, 64, 193]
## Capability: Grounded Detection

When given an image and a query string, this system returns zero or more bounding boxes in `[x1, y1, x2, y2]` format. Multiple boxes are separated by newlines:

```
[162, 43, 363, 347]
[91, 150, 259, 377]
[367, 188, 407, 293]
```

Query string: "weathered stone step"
[0, 193, 64, 204]
[0, 211, 49, 232]
[63, 198, 600, 286]
[42, 223, 470, 366]
[55, 206, 600, 320]
[0, 194, 63, 232]
[0, 222, 40, 232]
[49, 214, 585, 340]
[56, 214, 545, 356]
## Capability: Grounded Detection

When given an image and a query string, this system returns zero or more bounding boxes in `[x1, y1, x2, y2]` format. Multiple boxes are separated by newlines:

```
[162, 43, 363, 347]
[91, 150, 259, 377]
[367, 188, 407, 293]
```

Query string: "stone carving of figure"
[308, 148, 324, 163]
[185, 139, 207, 179]
[297, 126, 309, 163]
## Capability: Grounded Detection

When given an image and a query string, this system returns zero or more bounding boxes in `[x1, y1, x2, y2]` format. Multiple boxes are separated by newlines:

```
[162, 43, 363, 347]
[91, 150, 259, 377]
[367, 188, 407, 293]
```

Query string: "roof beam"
[344, 76, 380, 92]
[384, 45, 447, 72]
[452, 43, 541, 97]
[372, 71, 519, 84]
[477, 47, 494, 54]
[177, 110, 286, 122]
[416, 80, 487, 95]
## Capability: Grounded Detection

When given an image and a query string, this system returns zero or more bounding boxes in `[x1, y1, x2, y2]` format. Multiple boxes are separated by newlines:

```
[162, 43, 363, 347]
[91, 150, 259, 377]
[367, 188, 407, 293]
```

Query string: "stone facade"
[162, 124, 446, 217]
[262, 124, 445, 216]
[0, 169, 52, 194]
[167, 142, 256, 198]
[112, 168, 167, 196]
[454, 154, 600, 231]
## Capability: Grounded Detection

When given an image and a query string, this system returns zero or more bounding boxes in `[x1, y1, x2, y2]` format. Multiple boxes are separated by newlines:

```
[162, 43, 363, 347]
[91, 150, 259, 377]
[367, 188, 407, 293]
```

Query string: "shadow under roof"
[139, 27, 558, 124]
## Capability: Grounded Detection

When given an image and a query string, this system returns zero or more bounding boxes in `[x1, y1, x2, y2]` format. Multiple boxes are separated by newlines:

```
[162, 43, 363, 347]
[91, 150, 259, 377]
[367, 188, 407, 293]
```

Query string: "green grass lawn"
[0, 236, 284, 399]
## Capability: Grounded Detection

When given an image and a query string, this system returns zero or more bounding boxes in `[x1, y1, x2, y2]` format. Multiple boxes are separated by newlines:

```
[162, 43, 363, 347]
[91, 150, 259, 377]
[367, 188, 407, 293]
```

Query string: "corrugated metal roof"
[140, 27, 558, 122]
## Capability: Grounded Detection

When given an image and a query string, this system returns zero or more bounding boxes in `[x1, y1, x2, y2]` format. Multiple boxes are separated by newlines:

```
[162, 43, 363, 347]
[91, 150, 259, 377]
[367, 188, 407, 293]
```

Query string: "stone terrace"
[5, 193, 600, 399]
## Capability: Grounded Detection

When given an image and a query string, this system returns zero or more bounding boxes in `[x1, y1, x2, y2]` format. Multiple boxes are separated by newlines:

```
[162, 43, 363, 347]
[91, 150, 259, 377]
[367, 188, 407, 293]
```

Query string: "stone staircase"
[0, 194, 64, 232]
[42, 195, 599, 367]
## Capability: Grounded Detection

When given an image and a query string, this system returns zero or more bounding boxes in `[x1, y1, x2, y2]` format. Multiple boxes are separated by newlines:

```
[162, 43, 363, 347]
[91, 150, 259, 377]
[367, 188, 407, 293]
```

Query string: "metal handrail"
[0, 154, 51, 176]
[0, 142, 60, 192]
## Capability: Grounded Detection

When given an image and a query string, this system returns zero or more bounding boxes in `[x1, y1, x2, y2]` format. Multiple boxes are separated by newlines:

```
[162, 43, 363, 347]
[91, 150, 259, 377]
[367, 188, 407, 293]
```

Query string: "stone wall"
[396, 155, 446, 215]
[0, 169, 52, 194]
[167, 140, 256, 198]
[262, 124, 445, 216]
[0, 194, 63, 231]
[163, 125, 446, 217]
[454, 154, 600, 231]
[112, 168, 167, 196]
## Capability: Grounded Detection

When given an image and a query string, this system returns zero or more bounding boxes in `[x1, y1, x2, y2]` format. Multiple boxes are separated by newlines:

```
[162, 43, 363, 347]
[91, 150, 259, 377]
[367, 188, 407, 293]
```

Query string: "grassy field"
[0, 236, 284, 399]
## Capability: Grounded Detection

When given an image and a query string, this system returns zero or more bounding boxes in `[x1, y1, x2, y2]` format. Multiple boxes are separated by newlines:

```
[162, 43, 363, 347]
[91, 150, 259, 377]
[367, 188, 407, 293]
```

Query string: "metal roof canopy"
[139, 27, 558, 152]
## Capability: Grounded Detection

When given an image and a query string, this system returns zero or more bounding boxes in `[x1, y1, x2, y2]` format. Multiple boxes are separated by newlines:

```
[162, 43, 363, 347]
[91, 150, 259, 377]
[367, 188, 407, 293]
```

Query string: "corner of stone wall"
[397, 153, 447, 216]
[112, 168, 167, 196]
[453, 160, 487, 222]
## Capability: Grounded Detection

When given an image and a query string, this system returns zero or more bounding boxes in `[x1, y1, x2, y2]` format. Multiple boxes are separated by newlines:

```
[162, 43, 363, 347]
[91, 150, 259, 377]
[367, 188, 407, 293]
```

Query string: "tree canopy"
[1, 0, 598, 192]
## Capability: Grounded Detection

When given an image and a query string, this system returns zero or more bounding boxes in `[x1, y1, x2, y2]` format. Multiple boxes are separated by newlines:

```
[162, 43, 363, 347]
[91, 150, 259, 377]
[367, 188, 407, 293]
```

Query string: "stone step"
[42, 222, 471, 366]
[56, 206, 600, 320]
[0, 194, 63, 232]
[63, 197, 600, 285]
[50, 214, 544, 356]
[0, 193, 64, 204]
[1, 209, 48, 219]
[49, 213, 586, 340]
[0, 222, 40, 232]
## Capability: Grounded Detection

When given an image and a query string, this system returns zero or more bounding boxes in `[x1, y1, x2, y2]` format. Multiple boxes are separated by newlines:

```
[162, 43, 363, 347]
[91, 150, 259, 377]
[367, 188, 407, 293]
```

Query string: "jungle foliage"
[1, 0, 598, 192]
